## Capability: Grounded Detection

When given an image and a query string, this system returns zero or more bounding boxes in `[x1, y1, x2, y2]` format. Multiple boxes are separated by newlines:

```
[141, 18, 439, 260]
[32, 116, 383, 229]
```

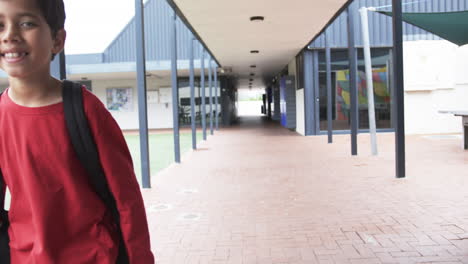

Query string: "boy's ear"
[52, 29, 67, 55]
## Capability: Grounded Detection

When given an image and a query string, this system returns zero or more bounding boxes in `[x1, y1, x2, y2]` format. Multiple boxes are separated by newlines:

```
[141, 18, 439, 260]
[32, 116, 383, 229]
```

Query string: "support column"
[189, 39, 197, 150]
[51, 51, 66, 80]
[209, 59, 214, 135]
[313, 50, 320, 134]
[347, 4, 359, 156]
[325, 31, 333, 143]
[392, 0, 406, 178]
[303, 50, 314, 136]
[201, 49, 207, 140]
[215, 65, 219, 131]
[135, 0, 151, 188]
[171, 11, 180, 163]
[360, 7, 378, 155]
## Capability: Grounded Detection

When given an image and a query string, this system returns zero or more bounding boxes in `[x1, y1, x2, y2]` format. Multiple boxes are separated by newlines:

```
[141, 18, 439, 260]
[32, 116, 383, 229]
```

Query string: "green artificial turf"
[124, 131, 203, 184]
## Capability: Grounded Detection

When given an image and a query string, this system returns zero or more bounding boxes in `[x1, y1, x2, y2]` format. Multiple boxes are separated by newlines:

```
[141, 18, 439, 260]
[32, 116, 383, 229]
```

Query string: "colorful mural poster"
[106, 88, 133, 111]
[335, 67, 390, 120]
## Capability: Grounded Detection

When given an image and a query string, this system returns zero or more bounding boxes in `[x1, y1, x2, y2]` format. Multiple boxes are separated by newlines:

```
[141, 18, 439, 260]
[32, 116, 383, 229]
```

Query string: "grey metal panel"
[283, 76, 296, 129]
[66, 53, 103, 65]
[103, 0, 199, 63]
[309, 0, 468, 49]
[272, 85, 281, 121]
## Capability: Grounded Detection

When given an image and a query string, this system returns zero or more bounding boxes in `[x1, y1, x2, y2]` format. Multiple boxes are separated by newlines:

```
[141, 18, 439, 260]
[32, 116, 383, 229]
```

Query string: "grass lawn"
[124, 131, 203, 184]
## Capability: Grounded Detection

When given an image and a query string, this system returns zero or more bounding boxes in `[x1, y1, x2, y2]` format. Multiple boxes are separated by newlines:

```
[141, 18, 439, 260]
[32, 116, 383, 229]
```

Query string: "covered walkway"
[142, 117, 468, 264]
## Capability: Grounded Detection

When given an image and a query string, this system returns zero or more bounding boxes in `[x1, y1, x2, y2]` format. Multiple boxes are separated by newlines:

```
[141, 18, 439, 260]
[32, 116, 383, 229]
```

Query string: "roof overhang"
[170, 0, 352, 89]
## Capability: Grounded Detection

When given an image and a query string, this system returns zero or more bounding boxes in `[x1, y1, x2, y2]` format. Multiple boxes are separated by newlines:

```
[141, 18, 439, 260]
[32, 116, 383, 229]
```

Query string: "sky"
[63, 0, 137, 55]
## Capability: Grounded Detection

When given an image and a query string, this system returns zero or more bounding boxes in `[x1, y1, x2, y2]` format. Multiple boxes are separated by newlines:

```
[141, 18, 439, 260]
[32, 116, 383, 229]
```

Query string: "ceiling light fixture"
[250, 16, 265, 22]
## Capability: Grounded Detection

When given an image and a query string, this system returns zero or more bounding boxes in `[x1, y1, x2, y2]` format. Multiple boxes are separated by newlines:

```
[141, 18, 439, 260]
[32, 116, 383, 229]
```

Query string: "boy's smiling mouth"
[1, 52, 29, 62]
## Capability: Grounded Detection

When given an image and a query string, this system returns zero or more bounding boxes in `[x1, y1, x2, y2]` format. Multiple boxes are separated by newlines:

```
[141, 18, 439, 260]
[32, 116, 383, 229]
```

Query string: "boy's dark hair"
[36, 0, 66, 60]
[37, 0, 66, 36]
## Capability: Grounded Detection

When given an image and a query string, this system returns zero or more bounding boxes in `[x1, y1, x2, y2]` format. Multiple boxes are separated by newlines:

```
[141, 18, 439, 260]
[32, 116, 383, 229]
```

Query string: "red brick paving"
[141, 117, 468, 264]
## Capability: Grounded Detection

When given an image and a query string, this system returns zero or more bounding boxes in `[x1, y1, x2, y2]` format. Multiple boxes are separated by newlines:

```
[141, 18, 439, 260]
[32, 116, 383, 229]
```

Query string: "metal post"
[303, 50, 314, 136]
[392, 0, 406, 178]
[360, 7, 378, 155]
[347, 4, 359, 156]
[170, 11, 180, 163]
[59, 51, 66, 80]
[313, 50, 320, 134]
[208, 59, 214, 135]
[189, 38, 197, 150]
[325, 31, 333, 143]
[135, 0, 151, 188]
[50, 51, 66, 80]
[215, 64, 219, 131]
[200, 49, 207, 140]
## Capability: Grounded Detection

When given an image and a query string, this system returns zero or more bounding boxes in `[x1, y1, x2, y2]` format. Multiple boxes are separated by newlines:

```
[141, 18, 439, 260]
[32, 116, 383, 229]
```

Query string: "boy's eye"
[20, 21, 36, 28]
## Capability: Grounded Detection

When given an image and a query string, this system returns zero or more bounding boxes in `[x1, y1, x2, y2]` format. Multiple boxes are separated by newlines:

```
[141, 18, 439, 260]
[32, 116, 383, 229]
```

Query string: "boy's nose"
[1, 25, 21, 43]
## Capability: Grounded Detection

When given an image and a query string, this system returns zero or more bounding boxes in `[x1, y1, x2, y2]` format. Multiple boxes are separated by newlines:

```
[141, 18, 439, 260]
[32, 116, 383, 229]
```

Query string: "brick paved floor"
[141, 117, 468, 264]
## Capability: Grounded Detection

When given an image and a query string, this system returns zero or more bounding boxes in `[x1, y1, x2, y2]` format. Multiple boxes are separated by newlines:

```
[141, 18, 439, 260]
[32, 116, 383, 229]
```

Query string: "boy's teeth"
[5, 53, 23, 58]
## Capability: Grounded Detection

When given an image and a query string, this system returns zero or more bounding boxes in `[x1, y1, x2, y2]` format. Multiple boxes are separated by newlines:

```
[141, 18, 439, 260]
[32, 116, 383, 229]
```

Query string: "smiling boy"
[0, 0, 154, 263]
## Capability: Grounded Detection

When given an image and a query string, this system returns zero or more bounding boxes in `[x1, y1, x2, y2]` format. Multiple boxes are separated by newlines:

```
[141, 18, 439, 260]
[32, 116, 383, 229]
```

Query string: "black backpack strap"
[0, 91, 7, 221]
[0, 91, 11, 263]
[0, 170, 8, 231]
[0, 169, 9, 231]
[0, 170, 10, 264]
[0, 92, 3, 209]
[62, 80, 129, 263]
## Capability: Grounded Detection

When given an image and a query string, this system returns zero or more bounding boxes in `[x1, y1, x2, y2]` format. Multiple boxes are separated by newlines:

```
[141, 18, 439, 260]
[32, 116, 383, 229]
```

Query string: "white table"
[439, 110, 468, 149]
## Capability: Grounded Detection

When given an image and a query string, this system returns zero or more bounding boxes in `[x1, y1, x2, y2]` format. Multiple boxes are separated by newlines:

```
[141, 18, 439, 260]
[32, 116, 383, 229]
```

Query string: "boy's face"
[0, 0, 66, 80]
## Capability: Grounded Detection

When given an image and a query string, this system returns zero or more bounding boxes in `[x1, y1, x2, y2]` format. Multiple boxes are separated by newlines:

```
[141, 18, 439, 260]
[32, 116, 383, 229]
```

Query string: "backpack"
[0, 80, 129, 264]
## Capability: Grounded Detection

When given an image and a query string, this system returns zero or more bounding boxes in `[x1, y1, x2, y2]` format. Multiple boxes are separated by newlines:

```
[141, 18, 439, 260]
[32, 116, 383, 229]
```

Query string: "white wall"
[288, 57, 306, 134]
[90, 78, 220, 130]
[90, 78, 172, 130]
[403, 40, 468, 134]
[296, 89, 305, 135]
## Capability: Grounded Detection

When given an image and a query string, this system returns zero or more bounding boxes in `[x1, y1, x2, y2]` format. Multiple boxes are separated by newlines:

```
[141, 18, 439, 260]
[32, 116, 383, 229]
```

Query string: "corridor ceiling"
[171, 0, 351, 89]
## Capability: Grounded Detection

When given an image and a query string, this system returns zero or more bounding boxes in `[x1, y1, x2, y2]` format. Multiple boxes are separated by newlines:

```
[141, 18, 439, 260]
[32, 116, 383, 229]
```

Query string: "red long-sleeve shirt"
[0, 87, 154, 263]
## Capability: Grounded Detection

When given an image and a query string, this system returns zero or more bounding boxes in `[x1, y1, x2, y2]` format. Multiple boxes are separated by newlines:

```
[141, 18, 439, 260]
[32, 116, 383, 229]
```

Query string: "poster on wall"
[106, 87, 132, 111]
[335, 67, 390, 120]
